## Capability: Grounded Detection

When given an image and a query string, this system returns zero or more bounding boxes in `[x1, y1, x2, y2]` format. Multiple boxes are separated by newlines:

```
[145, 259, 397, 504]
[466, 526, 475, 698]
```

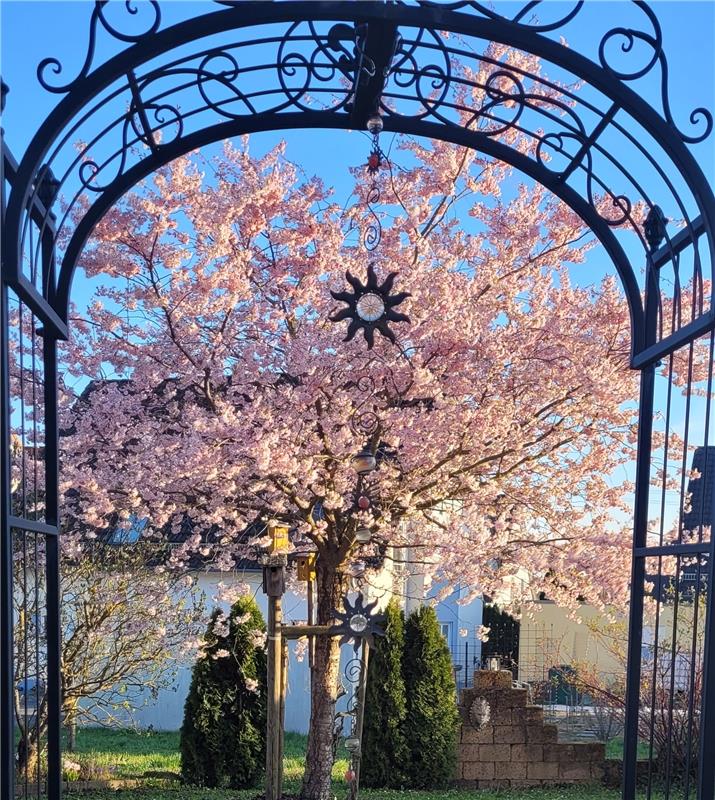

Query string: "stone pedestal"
[456, 670, 605, 789]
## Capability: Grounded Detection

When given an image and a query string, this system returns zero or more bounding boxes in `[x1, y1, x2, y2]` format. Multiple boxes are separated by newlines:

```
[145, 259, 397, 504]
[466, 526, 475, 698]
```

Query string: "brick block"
[461, 725, 493, 744]
[493, 725, 527, 744]
[526, 724, 558, 743]
[487, 688, 528, 712]
[495, 761, 528, 780]
[591, 763, 605, 781]
[525, 706, 545, 724]
[463, 761, 495, 781]
[474, 669, 513, 690]
[455, 780, 477, 789]
[511, 743, 543, 762]
[511, 780, 546, 789]
[458, 744, 480, 762]
[573, 742, 606, 761]
[510, 706, 527, 724]
[459, 688, 479, 708]
[544, 743, 573, 762]
[528, 761, 560, 780]
[479, 744, 511, 762]
[559, 761, 593, 781]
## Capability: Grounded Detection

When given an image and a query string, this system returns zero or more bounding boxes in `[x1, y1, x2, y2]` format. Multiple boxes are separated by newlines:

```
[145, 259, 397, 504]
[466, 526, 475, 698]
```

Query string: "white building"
[128, 555, 484, 733]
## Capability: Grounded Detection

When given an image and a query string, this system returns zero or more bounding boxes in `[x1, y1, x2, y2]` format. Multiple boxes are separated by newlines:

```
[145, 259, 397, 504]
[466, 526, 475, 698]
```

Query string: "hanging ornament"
[329, 263, 410, 348]
[329, 112, 410, 348]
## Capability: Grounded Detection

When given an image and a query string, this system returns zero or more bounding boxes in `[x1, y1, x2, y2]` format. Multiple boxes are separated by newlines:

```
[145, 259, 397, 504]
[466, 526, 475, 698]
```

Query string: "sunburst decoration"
[329, 263, 410, 349]
[330, 592, 386, 652]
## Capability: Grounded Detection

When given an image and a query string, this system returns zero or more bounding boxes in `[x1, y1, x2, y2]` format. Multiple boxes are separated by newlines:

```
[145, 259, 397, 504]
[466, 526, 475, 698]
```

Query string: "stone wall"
[456, 670, 605, 789]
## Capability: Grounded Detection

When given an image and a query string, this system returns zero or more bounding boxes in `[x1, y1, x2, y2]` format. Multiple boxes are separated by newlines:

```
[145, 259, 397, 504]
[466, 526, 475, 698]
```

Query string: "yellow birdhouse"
[268, 522, 290, 554]
[297, 552, 317, 582]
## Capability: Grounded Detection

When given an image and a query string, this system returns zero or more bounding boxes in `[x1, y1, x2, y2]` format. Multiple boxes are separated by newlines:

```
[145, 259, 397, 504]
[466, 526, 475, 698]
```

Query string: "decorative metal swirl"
[417, 0, 585, 33]
[597, 2, 712, 144]
[346, 374, 379, 439]
[389, 27, 451, 120]
[470, 69, 527, 135]
[536, 130, 633, 227]
[363, 183, 382, 252]
[37, 1, 161, 93]
[78, 75, 183, 192]
[276, 21, 356, 114]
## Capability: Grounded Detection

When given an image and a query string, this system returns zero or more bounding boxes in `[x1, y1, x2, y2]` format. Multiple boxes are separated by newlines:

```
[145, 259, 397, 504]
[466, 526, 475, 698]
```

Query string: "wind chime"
[262, 114, 411, 800]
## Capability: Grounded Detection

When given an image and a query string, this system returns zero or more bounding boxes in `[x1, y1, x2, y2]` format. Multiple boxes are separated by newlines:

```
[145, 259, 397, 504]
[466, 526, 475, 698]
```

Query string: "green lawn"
[68, 788, 622, 800]
[66, 728, 349, 783]
[64, 728, 631, 800]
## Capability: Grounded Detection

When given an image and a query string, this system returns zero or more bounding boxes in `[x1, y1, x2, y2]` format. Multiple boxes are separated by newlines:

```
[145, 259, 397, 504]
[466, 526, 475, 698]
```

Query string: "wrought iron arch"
[1, 2, 714, 799]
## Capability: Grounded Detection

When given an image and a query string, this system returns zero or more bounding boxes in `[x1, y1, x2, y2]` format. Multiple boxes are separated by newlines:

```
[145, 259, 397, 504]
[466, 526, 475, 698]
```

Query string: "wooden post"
[266, 594, 283, 800]
[353, 639, 371, 794]
[278, 638, 288, 792]
[263, 552, 287, 800]
[307, 575, 315, 669]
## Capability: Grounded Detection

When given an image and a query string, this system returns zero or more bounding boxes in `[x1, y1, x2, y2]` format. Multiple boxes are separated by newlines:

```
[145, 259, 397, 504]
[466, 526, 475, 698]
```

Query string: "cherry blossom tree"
[59, 129, 646, 797]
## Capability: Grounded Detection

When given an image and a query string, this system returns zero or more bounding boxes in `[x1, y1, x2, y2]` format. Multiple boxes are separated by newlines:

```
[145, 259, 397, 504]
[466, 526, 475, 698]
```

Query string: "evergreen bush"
[361, 599, 408, 787]
[180, 596, 267, 788]
[403, 605, 459, 788]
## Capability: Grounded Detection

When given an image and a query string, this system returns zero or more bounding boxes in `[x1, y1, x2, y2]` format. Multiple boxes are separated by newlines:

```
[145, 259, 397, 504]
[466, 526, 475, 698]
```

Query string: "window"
[439, 622, 452, 642]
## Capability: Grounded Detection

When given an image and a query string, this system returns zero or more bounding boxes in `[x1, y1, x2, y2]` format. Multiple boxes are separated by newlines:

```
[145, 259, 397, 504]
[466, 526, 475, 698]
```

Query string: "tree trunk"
[300, 556, 347, 800]
[66, 716, 77, 752]
[16, 729, 41, 782]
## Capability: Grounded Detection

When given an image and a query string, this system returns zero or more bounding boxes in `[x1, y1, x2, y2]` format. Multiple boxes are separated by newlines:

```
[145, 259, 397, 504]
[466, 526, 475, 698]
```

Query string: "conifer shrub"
[361, 599, 408, 787]
[180, 596, 267, 788]
[403, 605, 459, 788]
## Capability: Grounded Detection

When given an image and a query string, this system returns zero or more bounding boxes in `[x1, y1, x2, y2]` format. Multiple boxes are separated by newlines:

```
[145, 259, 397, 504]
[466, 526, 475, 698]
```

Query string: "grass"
[63, 728, 632, 800]
[66, 788, 622, 800]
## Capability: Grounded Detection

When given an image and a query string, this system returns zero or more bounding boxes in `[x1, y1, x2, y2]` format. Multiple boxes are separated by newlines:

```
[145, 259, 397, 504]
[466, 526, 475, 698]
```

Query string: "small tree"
[571, 612, 703, 784]
[180, 596, 267, 788]
[361, 599, 408, 787]
[13, 537, 204, 777]
[403, 606, 459, 788]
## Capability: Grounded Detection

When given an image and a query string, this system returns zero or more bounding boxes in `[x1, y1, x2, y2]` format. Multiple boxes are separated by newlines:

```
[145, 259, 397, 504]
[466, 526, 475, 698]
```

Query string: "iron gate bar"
[632, 312, 715, 370]
[622, 248, 660, 800]
[651, 215, 706, 271]
[6, 518, 59, 538]
[635, 543, 714, 558]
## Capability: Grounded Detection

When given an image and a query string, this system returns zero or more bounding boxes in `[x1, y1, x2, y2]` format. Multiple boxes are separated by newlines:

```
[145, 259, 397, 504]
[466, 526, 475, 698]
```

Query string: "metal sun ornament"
[330, 263, 411, 348]
[329, 114, 411, 349]
[330, 593, 386, 651]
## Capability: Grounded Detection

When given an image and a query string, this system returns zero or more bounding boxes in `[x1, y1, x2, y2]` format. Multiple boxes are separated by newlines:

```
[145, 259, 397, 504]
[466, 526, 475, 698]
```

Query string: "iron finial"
[644, 205, 667, 253]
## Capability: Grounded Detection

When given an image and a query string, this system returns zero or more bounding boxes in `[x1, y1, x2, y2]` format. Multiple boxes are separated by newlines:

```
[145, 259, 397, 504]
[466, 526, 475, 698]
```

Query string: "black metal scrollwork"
[388, 27, 451, 120]
[598, 2, 712, 144]
[276, 21, 356, 114]
[349, 375, 380, 439]
[37, 0, 161, 93]
[417, 0, 584, 33]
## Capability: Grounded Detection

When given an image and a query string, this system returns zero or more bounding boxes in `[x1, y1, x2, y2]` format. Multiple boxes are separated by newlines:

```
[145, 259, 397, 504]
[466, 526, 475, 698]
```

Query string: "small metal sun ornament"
[329, 263, 410, 349]
[330, 593, 386, 651]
